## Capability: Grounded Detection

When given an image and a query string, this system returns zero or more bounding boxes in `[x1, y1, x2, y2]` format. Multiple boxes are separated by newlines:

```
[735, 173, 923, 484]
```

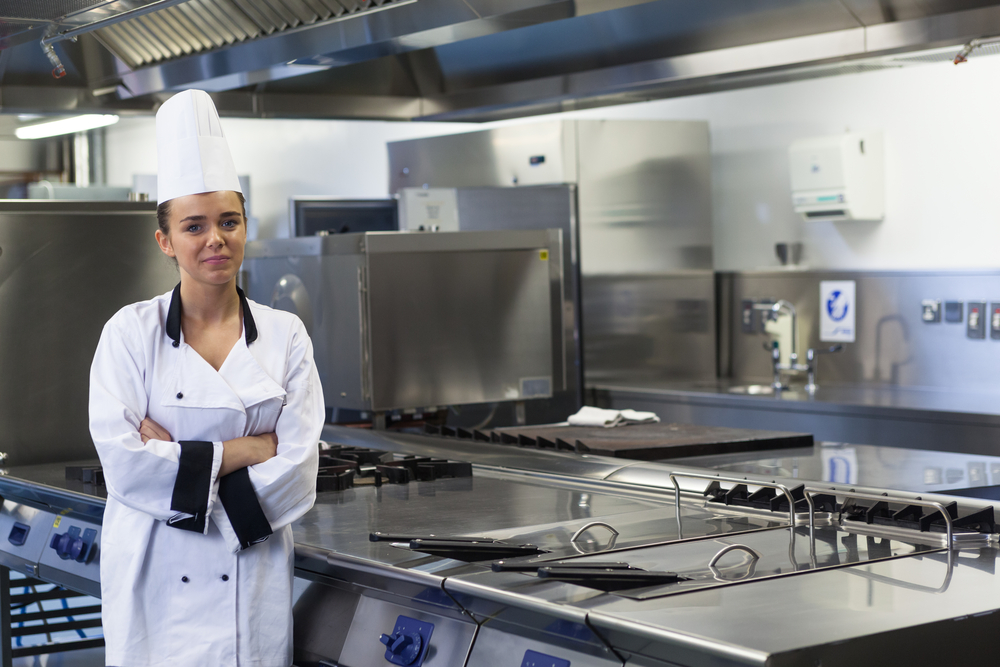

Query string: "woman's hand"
[220, 433, 278, 477]
[139, 417, 172, 444]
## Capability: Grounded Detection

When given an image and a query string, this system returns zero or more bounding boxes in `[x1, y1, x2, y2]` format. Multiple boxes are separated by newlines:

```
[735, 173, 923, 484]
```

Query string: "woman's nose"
[206, 227, 225, 247]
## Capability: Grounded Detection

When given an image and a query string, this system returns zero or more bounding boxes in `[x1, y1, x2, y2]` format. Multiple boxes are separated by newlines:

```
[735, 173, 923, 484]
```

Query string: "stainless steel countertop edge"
[591, 383, 1000, 423]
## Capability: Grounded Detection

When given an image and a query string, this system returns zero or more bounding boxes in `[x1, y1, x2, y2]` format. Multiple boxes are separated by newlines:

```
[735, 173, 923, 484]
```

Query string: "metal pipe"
[40, 0, 193, 47]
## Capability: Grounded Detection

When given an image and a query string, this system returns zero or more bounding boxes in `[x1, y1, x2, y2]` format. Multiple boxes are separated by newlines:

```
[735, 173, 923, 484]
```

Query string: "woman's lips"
[204, 255, 229, 264]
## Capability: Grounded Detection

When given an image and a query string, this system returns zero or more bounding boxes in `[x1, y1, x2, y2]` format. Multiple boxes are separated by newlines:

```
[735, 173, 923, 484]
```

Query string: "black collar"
[166, 283, 258, 348]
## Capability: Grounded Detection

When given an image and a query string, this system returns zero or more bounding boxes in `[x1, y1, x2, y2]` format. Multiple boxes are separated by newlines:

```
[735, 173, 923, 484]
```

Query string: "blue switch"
[378, 615, 433, 666]
[521, 650, 570, 667]
[49, 525, 97, 563]
[7, 522, 28, 546]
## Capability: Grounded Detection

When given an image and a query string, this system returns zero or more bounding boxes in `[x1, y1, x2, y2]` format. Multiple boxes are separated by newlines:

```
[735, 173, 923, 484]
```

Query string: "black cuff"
[219, 467, 273, 550]
[168, 440, 214, 533]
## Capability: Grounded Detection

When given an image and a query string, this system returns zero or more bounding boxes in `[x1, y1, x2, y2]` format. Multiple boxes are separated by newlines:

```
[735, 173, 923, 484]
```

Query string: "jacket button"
[181, 576, 189, 583]
[176, 392, 183, 399]
[221, 574, 229, 581]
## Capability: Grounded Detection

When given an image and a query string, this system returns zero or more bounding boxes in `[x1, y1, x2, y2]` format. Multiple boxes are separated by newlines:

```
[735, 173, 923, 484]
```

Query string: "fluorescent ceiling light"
[15, 114, 119, 139]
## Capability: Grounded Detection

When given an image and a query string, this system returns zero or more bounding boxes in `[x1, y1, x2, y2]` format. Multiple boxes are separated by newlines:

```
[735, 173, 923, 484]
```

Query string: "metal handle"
[669, 472, 809, 529]
[571, 522, 620, 543]
[708, 543, 762, 567]
[803, 487, 954, 547]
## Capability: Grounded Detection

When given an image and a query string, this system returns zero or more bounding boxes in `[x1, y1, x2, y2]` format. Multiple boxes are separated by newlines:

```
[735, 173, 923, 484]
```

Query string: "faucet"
[753, 299, 842, 392]
[754, 300, 804, 390]
[804, 345, 843, 393]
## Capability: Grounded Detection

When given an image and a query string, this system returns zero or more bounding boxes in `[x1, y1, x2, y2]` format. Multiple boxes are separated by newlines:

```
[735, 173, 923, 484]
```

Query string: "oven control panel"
[0, 502, 52, 578]
[521, 650, 571, 667]
[0, 500, 102, 598]
[37, 514, 102, 597]
[379, 615, 434, 666]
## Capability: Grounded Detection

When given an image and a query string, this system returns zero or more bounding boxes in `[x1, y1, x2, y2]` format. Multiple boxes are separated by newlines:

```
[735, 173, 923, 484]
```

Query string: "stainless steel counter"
[671, 442, 1000, 494]
[592, 379, 1000, 454]
[6, 431, 1000, 667]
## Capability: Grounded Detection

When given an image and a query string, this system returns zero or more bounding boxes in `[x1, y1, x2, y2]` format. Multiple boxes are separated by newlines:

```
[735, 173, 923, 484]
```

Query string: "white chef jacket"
[89, 285, 323, 667]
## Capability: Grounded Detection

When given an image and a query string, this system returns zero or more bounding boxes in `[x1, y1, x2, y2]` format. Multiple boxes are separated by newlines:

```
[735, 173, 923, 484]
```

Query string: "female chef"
[89, 89, 323, 667]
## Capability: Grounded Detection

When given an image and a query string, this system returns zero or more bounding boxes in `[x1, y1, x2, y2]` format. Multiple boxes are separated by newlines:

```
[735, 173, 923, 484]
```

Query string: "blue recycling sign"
[826, 290, 850, 322]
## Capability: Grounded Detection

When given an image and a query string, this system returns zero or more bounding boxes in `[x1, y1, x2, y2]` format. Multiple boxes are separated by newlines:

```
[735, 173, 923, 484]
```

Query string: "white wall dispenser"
[788, 132, 884, 221]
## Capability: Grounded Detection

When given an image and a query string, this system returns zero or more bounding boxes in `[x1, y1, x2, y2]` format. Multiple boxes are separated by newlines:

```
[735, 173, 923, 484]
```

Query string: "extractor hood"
[3, 0, 1000, 122]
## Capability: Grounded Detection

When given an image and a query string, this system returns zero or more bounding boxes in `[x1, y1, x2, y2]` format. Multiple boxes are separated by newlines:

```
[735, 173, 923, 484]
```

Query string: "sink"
[727, 384, 775, 396]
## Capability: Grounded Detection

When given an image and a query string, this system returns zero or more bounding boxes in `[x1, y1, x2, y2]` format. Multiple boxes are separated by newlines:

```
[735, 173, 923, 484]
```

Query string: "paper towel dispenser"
[789, 132, 883, 221]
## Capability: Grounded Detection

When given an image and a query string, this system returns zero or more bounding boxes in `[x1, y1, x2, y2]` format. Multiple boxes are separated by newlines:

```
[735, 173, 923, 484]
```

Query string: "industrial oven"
[243, 230, 566, 426]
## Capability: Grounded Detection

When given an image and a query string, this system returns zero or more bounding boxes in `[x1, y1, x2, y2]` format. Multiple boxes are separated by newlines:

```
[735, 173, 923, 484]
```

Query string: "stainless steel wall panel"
[0, 139, 58, 173]
[576, 120, 713, 275]
[466, 623, 622, 667]
[722, 271, 1000, 391]
[584, 272, 717, 384]
[0, 201, 178, 466]
[388, 121, 578, 193]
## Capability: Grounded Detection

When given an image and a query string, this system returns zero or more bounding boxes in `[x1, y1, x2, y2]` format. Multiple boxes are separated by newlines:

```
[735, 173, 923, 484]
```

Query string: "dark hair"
[156, 191, 247, 235]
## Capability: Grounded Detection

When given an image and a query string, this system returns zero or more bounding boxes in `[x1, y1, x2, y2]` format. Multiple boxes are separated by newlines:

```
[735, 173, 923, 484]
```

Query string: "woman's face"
[155, 190, 246, 287]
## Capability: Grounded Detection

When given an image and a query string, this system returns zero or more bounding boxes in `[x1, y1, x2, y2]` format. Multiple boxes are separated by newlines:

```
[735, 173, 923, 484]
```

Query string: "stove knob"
[379, 630, 422, 665]
[69, 537, 87, 562]
[49, 532, 74, 560]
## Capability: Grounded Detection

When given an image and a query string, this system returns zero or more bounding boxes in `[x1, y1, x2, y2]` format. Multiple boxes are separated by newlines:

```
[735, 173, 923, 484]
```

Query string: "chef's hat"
[156, 89, 242, 205]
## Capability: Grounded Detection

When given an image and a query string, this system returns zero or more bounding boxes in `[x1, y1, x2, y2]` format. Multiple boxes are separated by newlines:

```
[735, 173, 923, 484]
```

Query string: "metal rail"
[41, 0, 192, 46]
[803, 487, 955, 547]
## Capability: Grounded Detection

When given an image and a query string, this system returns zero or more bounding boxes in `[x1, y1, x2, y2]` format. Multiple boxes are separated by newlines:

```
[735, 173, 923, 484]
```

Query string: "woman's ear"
[154, 229, 175, 257]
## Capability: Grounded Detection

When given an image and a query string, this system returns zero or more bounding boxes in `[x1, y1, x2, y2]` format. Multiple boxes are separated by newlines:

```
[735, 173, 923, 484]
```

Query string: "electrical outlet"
[990, 303, 1000, 340]
[921, 299, 941, 323]
[944, 301, 963, 323]
[968, 301, 986, 339]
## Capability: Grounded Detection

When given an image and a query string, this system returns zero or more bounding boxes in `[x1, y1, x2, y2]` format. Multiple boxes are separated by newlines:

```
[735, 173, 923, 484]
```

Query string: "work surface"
[3, 428, 1000, 665]
[592, 379, 1000, 454]
[489, 421, 812, 459]
[592, 377, 1000, 416]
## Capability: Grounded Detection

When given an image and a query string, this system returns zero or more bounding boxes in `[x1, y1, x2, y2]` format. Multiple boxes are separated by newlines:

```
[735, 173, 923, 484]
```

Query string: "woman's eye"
[185, 224, 201, 233]
[222, 219, 238, 228]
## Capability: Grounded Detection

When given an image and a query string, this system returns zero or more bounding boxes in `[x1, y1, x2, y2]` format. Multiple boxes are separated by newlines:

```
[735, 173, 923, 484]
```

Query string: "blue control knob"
[49, 526, 96, 563]
[69, 537, 86, 561]
[49, 532, 73, 560]
[379, 631, 422, 665]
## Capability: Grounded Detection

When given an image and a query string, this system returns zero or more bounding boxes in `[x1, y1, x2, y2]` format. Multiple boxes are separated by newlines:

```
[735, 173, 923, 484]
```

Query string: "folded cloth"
[567, 406, 660, 428]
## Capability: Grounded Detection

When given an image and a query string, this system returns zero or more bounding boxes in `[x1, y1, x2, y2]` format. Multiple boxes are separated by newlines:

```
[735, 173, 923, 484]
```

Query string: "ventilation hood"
[3, 0, 1000, 122]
